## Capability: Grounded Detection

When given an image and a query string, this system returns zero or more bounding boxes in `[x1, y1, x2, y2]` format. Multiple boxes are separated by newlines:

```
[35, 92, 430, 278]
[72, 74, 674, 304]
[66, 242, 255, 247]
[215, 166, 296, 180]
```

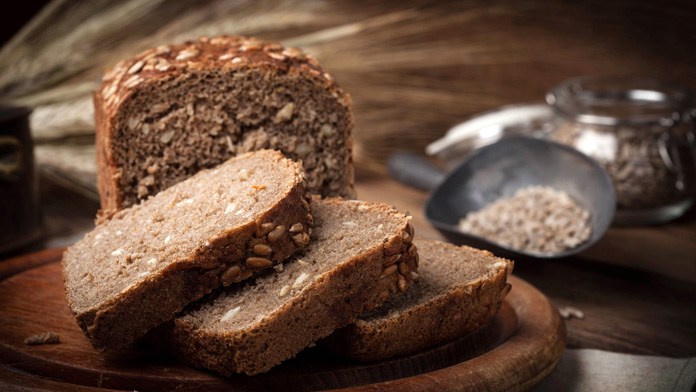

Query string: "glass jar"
[547, 77, 696, 225]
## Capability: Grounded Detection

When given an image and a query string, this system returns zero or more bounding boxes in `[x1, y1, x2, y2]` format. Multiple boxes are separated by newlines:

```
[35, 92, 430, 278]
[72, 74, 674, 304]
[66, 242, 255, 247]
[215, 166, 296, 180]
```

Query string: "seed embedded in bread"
[279, 285, 291, 297]
[176, 47, 199, 61]
[246, 257, 272, 269]
[199, 259, 218, 269]
[62, 150, 312, 351]
[292, 232, 310, 246]
[256, 222, 275, 237]
[220, 265, 241, 285]
[397, 275, 408, 292]
[381, 264, 398, 278]
[267, 225, 286, 243]
[408, 243, 418, 257]
[292, 272, 310, 288]
[252, 244, 272, 256]
[275, 102, 295, 123]
[384, 254, 401, 267]
[220, 307, 241, 323]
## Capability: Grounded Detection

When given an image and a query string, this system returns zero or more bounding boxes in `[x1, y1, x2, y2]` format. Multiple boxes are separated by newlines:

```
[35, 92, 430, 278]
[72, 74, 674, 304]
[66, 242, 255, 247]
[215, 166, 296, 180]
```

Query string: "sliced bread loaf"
[62, 150, 312, 351]
[156, 198, 418, 376]
[323, 239, 513, 361]
[95, 35, 355, 212]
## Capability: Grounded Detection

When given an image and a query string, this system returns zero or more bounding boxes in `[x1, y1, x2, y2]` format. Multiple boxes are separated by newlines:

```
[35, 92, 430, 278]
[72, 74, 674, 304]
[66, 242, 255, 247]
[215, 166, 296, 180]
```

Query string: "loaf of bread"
[95, 35, 355, 212]
[154, 198, 419, 376]
[62, 150, 312, 351]
[323, 239, 512, 361]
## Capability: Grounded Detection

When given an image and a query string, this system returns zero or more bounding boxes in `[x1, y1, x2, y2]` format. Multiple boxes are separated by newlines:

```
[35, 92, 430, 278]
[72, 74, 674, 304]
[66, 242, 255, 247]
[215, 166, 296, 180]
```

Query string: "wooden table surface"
[3, 173, 695, 361]
[1, 173, 695, 392]
[355, 176, 696, 358]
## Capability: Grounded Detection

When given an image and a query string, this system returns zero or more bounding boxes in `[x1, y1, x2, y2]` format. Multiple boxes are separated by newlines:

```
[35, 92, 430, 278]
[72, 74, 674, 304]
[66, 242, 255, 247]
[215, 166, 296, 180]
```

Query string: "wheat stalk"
[1, 0, 693, 196]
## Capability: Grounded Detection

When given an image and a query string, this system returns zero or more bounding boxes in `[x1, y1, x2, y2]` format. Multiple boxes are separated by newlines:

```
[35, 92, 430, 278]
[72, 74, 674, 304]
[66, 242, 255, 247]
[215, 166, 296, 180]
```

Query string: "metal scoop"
[388, 137, 616, 259]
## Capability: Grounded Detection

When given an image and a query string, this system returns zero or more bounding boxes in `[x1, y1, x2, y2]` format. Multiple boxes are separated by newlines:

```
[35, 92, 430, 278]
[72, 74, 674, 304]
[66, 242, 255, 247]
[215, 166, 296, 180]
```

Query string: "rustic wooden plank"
[0, 255, 562, 391]
[514, 255, 696, 357]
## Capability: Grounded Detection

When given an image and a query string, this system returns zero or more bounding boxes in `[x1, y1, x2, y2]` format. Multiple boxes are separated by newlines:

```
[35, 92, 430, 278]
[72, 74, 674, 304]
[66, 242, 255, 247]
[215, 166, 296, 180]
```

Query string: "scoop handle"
[387, 152, 445, 191]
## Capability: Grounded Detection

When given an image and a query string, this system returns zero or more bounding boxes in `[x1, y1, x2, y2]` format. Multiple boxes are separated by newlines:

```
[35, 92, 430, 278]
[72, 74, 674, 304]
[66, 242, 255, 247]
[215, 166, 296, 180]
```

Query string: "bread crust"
[157, 199, 418, 376]
[63, 151, 312, 351]
[324, 239, 513, 361]
[94, 36, 355, 211]
[94, 89, 121, 216]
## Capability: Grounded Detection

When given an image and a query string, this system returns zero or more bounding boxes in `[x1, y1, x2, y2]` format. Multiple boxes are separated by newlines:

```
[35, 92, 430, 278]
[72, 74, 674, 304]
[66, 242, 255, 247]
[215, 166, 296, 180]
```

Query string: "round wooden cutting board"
[0, 249, 565, 391]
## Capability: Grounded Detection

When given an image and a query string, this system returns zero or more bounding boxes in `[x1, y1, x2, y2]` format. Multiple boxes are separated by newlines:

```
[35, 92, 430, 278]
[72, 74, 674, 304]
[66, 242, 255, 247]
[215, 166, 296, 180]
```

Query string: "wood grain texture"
[354, 178, 696, 357]
[0, 251, 564, 391]
[1, 0, 695, 197]
[513, 255, 696, 357]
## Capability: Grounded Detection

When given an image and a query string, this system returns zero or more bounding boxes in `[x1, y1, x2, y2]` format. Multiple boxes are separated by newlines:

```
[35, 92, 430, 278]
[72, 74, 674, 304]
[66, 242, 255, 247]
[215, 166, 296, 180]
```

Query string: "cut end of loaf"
[96, 36, 355, 211]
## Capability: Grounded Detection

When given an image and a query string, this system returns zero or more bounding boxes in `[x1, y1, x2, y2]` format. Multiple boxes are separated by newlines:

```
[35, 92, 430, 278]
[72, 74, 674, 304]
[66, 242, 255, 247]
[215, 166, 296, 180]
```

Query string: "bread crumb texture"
[97, 35, 355, 211]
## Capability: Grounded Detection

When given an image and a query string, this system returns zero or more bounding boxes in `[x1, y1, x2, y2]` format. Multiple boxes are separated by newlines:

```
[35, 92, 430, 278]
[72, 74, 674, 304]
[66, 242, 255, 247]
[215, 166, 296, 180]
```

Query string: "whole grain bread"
[95, 35, 355, 212]
[62, 150, 312, 351]
[323, 239, 513, 361]
[155, 198, 418, 376]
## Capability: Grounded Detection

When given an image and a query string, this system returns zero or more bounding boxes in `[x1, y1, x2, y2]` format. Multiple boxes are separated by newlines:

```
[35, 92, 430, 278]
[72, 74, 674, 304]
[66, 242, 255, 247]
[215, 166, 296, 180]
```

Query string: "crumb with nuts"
[24, 332, 61, 346]
[458, 185, 592, 255]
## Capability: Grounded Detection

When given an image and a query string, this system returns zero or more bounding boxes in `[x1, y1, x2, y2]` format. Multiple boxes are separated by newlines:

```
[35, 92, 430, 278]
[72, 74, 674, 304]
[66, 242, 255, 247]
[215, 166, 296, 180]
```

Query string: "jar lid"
[546, 76, 694, 126]
[426, 103, 553, 163]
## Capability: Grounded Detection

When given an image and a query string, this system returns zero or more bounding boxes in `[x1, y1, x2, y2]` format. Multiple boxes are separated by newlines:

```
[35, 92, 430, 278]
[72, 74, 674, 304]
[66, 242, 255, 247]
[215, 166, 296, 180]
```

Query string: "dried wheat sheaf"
[1, 0, 693, 199]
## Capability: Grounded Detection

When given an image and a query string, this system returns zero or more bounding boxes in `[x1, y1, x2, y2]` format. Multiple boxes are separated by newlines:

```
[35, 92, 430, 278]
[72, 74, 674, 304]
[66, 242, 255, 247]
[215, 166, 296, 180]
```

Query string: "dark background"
[0, 1, 49, 46]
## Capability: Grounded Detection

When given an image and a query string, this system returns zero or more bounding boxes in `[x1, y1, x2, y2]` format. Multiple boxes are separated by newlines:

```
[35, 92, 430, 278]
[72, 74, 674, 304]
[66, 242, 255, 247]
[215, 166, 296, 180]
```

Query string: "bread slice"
[155, 198, 418, 376]
[62, 150, 312, 351]
[95, 35, 355, 212]
[323, 239, 513, 361]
